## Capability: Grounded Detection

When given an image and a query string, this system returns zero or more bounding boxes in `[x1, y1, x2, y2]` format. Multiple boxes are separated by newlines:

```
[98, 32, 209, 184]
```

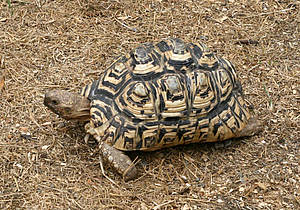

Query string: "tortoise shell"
[80, 38, 250, 151]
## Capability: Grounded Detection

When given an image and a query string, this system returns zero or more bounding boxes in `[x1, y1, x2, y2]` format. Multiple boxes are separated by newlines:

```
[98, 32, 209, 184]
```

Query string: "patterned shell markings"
[80, 38, 251, 151]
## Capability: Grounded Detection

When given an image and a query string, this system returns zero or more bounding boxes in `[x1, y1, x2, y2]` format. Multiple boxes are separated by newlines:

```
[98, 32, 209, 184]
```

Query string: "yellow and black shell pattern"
[80, 38, 251, 151]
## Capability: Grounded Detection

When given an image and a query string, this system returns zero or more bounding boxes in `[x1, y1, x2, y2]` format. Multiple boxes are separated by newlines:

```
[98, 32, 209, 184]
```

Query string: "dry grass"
[0, 0, 299, 209]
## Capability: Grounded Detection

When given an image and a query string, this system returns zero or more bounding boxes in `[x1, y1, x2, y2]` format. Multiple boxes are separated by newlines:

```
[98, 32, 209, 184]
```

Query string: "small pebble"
[41, 145, 50, 150]
[21, 132, 32, 140]
[181, 175, 188, 182]
[15, 163, 23, 169]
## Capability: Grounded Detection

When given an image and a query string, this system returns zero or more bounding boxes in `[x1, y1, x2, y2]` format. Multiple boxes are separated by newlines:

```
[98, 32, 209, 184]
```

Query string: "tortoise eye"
[52, 100, 58, 105]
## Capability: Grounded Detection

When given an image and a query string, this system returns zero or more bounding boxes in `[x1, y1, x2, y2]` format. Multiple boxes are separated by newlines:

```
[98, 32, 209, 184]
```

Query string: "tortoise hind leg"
[99, 142, 138, 181]
[235, 117, 263, 138]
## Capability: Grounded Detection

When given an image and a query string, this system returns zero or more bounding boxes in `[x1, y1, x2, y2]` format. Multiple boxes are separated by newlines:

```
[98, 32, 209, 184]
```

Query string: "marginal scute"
[114, 62, 126, 73]
[133, 83, 148, 97]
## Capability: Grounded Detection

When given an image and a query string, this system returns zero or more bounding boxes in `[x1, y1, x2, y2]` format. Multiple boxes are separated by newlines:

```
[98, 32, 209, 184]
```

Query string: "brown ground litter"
[0, 0, 299, 209]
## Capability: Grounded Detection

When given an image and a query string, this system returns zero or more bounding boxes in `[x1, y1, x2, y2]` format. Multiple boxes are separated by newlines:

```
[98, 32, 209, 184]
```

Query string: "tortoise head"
[44, 90, 91, 121]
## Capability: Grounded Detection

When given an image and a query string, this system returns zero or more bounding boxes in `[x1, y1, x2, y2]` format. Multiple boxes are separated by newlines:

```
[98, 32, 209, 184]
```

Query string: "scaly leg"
[99, 142, 138, 181]
[235, 117, 263, 138]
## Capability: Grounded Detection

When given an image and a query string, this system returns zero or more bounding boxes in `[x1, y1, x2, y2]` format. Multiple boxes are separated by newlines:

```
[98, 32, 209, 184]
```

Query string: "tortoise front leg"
[99, 142, 137, 181]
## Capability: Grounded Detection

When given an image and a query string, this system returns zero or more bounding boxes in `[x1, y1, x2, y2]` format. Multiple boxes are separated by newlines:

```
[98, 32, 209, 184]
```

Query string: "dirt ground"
[0, 0, 299, 209]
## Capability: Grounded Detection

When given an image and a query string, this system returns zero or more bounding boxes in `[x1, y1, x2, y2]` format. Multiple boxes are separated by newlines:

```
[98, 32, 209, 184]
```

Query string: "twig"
[235, 39, 259, 45]
[29, 108, 42, 129]
[115, 18, 139, 32]
[0, 192, 27, 198]
[13, 176, 20, 192]
[99, 156, 118, 187]
[153, 200, 174, 210]
[247, 64, 260, 72]
[242, 8, 295, 18]
[0, 55, 4, 68]
[263, 84, 273, 110]
[70, 198, 84, 209]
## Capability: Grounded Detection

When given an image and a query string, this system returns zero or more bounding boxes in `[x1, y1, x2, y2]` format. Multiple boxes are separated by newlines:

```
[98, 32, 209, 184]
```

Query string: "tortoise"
[44, 38, 262, 181]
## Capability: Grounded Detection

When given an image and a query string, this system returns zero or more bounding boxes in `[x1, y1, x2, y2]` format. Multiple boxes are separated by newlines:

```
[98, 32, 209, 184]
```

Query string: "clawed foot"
[99, 142, 138, 181]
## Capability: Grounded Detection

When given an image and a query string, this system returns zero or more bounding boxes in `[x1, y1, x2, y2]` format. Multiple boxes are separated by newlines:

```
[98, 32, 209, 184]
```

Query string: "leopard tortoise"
[44, 38, 262, 181]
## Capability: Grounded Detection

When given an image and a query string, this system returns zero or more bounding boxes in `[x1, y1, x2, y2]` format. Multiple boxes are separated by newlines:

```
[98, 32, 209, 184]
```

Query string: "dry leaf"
[117, 16, 129, 21]
[256, 182, 268, 190]
[216, 16, 228, 23]
[19, 127, 29, 132]
[183, 153, 195, 162]
[0, 73, 5, 91]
